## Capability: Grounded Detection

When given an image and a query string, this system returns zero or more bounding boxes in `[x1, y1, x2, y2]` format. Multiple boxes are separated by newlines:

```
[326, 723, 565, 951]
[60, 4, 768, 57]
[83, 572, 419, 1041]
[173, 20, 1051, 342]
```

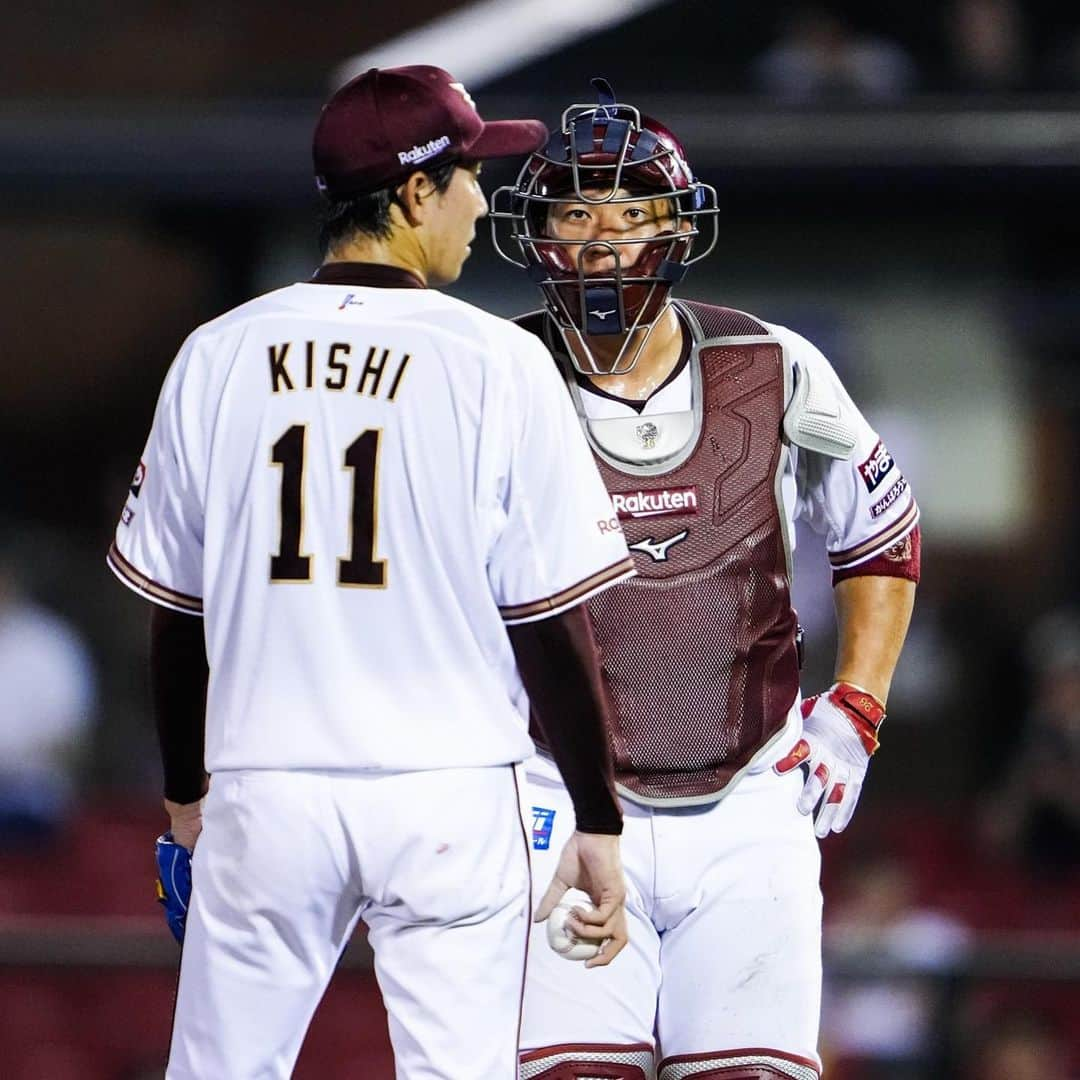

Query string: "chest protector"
[518, 302, 800, 805]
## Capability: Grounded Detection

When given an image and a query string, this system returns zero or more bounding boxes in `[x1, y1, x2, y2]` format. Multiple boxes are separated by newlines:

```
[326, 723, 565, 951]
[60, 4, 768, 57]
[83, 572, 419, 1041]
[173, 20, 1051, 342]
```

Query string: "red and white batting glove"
[774, 682, 885, 838]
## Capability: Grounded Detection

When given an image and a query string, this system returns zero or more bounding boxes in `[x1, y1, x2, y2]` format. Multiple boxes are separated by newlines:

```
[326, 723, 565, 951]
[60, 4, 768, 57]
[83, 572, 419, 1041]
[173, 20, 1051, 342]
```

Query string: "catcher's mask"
[491, 78, 718, 374]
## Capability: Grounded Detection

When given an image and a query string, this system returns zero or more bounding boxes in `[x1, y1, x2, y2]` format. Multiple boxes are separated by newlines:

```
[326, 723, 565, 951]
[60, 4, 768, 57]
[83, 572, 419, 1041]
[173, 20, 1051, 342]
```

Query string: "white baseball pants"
[167, 765, 531, 1079]
[521, 760, 823, 1070]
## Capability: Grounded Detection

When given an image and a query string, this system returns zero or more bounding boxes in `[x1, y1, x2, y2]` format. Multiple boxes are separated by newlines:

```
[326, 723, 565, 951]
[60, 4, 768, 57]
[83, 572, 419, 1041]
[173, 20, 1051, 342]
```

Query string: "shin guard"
[658, 1049, 820, 1079]
[521, 1043, 656, 1079]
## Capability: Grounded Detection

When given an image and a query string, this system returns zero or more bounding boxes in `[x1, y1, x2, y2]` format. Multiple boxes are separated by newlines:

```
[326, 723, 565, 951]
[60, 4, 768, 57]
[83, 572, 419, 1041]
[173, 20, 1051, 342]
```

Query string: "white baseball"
[545, 889, 607, 962]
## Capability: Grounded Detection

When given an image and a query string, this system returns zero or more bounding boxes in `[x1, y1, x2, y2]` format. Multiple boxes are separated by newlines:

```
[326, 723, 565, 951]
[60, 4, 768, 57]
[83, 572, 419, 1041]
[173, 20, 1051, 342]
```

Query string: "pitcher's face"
[426, 163, 488, 286]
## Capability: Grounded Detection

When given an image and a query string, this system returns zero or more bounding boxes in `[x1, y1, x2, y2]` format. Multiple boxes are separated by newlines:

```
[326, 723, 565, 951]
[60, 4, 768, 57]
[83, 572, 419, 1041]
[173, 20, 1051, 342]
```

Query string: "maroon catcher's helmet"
[491, 79, 718, 372]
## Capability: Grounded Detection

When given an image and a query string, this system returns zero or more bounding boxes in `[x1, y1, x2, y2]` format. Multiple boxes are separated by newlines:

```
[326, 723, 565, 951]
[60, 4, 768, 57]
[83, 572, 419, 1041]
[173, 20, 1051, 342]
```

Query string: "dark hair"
[318, 159, 460, 256]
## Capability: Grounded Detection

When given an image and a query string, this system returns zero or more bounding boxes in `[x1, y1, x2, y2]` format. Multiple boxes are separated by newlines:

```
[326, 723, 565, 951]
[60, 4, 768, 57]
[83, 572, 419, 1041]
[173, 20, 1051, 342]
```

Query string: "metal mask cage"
[491, 122, 719, 266]
[491, 105, 718, 272]
[489, 89, 719, 373]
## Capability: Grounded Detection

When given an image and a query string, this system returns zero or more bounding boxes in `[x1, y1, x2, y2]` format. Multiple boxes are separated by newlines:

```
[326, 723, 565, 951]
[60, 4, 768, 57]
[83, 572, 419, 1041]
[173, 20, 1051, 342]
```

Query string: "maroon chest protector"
[518, 303, 800, 803]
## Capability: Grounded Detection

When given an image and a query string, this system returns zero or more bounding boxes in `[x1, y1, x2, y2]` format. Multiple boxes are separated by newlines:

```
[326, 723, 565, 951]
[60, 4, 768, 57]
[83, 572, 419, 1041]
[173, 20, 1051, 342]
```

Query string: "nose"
[580, 240, 618, 266]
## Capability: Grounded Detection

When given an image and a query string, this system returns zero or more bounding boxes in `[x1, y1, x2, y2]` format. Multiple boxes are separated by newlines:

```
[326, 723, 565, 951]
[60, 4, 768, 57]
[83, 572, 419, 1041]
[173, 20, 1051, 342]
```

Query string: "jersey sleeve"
[107, 336, 206, 615]
[488, 334, 635, 625]
[790, 332, 919, 572]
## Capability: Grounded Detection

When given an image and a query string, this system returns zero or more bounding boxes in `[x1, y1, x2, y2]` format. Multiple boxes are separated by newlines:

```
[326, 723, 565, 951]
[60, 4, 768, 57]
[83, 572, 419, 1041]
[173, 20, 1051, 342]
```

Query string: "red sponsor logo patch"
[611, 486, 699, 520]
[859, 441, 894, 493]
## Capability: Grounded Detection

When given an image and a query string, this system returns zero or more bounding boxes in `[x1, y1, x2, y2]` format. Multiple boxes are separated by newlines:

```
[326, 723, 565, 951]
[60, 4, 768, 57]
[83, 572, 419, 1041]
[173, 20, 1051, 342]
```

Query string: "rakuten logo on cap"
[611, 486, 699, 520]
[397, 135, 452, 165]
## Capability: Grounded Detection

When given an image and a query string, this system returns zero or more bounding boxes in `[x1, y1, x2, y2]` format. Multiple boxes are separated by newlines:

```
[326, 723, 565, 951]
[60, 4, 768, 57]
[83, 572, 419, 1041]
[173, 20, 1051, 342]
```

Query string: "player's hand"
[775, 682, 885, 839]
[535, 830, 628, 968]
[164, 797, 203, 852]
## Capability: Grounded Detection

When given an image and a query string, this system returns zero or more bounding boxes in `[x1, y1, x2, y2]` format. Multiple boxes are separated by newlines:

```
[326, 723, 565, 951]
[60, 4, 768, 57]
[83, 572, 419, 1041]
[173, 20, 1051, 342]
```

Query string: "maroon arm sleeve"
[832, 524, 921, 586]
[149, 606, 210, 804]
[508, 604, 622, 835]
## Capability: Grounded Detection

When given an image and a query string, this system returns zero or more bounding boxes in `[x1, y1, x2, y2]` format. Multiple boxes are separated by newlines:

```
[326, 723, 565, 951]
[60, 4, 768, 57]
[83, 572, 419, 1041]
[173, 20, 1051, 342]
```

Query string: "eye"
[563, 208, 590, 221]
[624, 207, 648, 221]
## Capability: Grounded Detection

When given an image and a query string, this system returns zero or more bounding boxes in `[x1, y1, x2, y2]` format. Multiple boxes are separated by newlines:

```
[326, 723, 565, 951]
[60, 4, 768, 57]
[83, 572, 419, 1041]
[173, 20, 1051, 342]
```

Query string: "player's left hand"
[534, 830, 628, 968]
[774, 682, 885, 838]
[164, 797, 203, 852]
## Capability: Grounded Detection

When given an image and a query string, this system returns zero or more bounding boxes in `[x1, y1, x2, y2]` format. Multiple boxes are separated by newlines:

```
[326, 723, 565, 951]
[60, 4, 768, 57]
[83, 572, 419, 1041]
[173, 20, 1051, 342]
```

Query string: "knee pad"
[658, 1050, 820, 1080]
[520, 1042, 656, 1079]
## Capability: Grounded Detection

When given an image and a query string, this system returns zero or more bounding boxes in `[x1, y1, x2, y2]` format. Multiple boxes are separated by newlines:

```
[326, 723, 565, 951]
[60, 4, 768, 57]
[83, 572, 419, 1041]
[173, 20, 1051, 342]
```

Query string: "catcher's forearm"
[508, 604, 622, 835]
[832, 575, 916, 704]
[150, 606, 210, 804]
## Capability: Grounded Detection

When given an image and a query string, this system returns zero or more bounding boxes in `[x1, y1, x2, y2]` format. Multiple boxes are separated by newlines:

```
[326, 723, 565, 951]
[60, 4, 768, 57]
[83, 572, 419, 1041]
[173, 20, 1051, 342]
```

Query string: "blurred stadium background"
[2, 1, 1079, 1077]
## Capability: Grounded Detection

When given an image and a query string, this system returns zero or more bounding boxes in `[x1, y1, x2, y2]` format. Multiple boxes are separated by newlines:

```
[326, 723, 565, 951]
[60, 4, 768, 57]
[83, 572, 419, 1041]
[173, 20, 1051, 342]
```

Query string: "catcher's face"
[546, 189, 681, 273]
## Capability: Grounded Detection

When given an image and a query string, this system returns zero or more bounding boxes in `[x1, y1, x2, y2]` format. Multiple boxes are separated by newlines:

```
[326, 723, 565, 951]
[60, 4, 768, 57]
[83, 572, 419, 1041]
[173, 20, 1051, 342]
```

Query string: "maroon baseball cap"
[313, 65, 548, 198]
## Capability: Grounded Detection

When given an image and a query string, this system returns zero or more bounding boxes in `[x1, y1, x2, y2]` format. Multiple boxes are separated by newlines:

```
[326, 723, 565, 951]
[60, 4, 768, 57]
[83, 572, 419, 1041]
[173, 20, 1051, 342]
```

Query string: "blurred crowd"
[0, 549, 95, 848]
[2, 1, 1080, 100]
[755, 0, 1080, 102]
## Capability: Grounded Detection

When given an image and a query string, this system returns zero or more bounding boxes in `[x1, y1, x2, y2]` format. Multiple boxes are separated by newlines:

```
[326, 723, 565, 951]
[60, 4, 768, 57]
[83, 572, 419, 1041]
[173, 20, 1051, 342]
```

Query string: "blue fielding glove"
[155, 833, 192, 944]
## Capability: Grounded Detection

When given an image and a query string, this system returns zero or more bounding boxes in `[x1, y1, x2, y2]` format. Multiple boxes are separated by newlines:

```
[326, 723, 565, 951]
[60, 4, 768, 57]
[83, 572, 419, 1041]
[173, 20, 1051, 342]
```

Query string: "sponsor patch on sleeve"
[129, 460, 146, 499]
[532, 807, 556, 851]
[859, 441, 894, 493]
[870, 476, 908, 518]
[883, 533, 914, 561]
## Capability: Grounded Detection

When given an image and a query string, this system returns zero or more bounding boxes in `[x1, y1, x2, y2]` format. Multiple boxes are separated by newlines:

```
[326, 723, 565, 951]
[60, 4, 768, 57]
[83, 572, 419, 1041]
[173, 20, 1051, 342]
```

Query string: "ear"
[394, 170, 442, 226]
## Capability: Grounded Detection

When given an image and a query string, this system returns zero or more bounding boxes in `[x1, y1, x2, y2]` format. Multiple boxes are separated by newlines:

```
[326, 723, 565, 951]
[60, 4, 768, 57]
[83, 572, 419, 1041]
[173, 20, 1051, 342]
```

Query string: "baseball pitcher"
[110, 67, 637, 1080]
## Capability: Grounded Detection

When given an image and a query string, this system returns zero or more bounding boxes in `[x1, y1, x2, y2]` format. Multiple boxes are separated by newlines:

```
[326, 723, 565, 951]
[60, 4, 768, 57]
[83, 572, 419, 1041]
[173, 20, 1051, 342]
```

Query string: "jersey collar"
[309, 262, 427, 289]
[572, 308, 693, 414]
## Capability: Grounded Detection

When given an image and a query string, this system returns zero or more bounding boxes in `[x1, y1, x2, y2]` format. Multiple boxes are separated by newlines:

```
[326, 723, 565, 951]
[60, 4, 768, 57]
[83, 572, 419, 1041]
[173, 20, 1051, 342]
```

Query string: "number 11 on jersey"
[270, 424, 387, 588]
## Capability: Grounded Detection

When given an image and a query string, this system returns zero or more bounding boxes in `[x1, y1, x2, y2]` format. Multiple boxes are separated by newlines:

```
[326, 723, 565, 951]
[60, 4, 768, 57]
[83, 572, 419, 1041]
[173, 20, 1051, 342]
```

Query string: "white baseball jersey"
[108, 275, 634, 775]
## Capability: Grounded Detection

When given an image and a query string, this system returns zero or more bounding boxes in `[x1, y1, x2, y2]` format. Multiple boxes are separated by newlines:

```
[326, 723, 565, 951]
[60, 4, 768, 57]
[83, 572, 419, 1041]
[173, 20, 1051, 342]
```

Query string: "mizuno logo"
[629, 530, 689, 562]
[589, 309, 616, 320]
